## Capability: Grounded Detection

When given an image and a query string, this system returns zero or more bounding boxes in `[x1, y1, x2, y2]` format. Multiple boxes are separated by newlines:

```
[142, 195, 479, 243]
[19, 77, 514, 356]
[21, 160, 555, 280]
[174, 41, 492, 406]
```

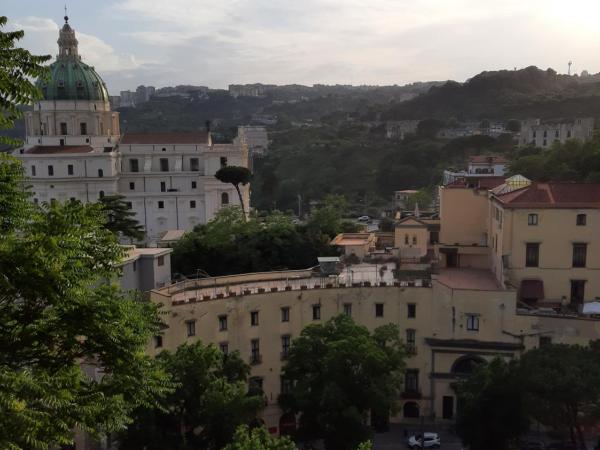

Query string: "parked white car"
[357, 215, 371, 222]
[407, 432, 441, 449]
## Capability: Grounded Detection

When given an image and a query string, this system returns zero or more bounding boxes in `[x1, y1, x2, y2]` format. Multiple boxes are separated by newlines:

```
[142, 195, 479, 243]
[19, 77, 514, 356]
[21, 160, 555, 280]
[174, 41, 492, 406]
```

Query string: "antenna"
[568, 61, 573, 76]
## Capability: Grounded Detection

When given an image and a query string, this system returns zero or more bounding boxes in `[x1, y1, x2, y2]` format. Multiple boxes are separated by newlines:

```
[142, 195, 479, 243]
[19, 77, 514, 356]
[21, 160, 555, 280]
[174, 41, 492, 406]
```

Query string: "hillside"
[379, 66, 600, 121]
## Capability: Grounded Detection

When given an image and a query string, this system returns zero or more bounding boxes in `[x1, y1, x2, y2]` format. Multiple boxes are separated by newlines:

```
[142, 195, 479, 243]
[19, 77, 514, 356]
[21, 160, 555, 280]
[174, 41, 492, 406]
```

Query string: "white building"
[14, 16, 249, 243]
[519, 118, 594, 148]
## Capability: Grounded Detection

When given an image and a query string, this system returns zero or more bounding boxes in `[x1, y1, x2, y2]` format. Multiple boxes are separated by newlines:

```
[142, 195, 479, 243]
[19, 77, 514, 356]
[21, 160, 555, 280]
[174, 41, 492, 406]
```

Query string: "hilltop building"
[13, 16, 249, 242]
[238, 125, 269, 157]
[519, 118, 594, 148]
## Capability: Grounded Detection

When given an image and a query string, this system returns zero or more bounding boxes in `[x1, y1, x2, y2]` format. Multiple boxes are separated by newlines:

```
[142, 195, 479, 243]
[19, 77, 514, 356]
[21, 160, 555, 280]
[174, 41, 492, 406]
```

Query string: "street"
[373, 424, 464, 450]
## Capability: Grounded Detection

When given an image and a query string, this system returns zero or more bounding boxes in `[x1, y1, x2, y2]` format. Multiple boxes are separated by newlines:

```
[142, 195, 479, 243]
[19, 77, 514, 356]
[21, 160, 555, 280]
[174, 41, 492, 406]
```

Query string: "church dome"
[36, 16, 109, 102]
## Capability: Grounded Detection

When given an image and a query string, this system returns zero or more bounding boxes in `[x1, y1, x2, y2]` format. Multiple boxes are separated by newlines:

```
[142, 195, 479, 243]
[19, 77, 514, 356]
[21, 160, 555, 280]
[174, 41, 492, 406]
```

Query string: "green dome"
[37, 59, 109, 102]
[36, 19, 109, 102]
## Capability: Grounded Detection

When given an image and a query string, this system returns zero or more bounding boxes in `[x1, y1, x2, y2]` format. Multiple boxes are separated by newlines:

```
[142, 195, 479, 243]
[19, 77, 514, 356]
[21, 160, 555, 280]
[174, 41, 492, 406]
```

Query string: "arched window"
[451, 355, 485, 375]
[221, 192, 229, 205]
[403, 401, 419, 418]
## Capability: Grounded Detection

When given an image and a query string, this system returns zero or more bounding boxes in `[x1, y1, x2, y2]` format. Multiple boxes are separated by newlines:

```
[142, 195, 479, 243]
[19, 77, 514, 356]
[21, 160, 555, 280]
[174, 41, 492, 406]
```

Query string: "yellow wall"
[439, 186, 489, 246]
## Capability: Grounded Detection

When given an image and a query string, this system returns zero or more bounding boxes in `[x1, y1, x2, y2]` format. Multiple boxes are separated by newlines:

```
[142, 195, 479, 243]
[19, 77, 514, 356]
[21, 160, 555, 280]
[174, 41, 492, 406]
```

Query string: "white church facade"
[14, 16, 249, 242]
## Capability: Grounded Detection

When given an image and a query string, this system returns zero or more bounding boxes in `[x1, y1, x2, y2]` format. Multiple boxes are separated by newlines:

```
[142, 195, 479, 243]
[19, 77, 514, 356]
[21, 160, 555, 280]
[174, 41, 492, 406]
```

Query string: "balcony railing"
[401, 390, 422, 399]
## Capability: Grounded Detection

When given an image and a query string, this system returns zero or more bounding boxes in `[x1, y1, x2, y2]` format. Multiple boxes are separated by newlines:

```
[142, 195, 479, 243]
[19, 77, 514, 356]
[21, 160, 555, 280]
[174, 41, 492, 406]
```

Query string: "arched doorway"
[279, 412, 296, 436]
[451, 355, 486, 375]
[403, 401, 420, 418]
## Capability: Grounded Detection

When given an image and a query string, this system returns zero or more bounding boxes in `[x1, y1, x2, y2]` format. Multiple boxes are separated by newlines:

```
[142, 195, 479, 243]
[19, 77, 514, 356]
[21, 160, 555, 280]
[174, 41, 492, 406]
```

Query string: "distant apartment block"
[228, 83, 276, 98]
[238, 125, 269, 157]
[386, 120, 419, 139]
[519, 118, 594, 148]
[136, 85, 155, 103]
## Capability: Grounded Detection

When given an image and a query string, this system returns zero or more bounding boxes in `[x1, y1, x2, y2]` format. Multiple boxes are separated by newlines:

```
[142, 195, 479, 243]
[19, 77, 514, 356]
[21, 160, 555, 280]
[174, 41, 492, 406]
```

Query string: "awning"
[582, 302, 600, 315]
[520, 279, 544, 300]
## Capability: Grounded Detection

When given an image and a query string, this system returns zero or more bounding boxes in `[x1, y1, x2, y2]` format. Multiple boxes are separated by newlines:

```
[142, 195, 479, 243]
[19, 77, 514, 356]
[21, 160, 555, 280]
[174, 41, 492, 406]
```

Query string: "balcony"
[401, 390, 422, 400]
[406, 344, 417, 356]
[250, 354, 262, 365]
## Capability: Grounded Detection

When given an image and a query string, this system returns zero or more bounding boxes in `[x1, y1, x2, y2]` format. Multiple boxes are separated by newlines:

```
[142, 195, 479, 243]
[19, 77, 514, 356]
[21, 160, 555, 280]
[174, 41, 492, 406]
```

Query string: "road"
[373, 424, 464, 450]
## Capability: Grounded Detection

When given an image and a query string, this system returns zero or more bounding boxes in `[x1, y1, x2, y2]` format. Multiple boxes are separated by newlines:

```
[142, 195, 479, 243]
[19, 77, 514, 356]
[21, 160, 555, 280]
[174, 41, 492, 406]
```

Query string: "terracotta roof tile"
[495, 183, 600, 208]
[121, 132, 209, 144]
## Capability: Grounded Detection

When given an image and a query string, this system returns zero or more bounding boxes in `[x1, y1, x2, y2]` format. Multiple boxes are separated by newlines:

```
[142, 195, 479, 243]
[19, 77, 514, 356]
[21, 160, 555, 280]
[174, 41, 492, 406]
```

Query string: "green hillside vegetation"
[379, 66, 600, 121]
[509, 135, 600, 182]
[252, 125, 515, 213]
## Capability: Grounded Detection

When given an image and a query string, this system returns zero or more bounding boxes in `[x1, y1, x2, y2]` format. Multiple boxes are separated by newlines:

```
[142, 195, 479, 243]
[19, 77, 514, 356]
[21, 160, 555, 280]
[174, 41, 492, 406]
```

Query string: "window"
[60, 122, 67, 135]
[48, 165, 54, 176]
[31, 165, 36, 176]
[160, 181, 166, 192]
[220, 156, 228, 167]
[190, 158, 199, 171]
[185, 320, 196, 337]
[161, 147, 166, 152]
[539, 336, 552, 348]
[567, 130, 572, 138]
[249, 376, 263, 391]
[218, 315, 227, 331]
[407, 303, 416, 318]
[154, 335, 163, 348]
[191, 181, 197, 189]
[33, 198, 38, 204]
[571, 280, 586, 305]
[98, 169, 103, 178]
[99, 191, 105, 199]
[576, 214, 587, 226]
[281, 307, 290, 322]
[375, 303, 384, 317]
[190, 200, 196, 208]
[343, 303, 352, 317]
[129, 159, 139, 172]
[160, 158, 169, 172]
[404, 369, 419, 393]
[466, 314, 479, 331]
[528, 213, 538, 226]
[525, 243, 539, 267]
[126, 202, 133, 209]
[281, 335, 291, 360]
[157, 255, 165, 266]
[250, 339, 260, 364]
[158, 201, 164, 209]
[412, 236, 417, 245]
[572, 243, 587, 268]
[80, 123, 87, 135]
[250, 311, 259, 326]
[281, 377, 292, 395]
[543, 139, 547, 146]
[555, 129, 559, 138]
[65, 164, 73, 175]
[221, 192, 229, 205]
[543, 130, 547, 138]
[406, 329, 416, 354]
[129, 182, 135, 190]
[312, 304, 321, 320]
[219, 342, 229, 354]
[404, 234, 409, 245]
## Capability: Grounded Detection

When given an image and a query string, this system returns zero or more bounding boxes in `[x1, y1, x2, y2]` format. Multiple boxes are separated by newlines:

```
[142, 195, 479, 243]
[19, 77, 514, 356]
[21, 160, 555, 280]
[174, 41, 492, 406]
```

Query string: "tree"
[120, 342, 264, 450]
[0, 16, 50, 147]
[0, 154, 169, 449]
[453, 358, 530, 450]
[519, 344, 600, 449]
[221, 425, 296, 450]
[307, 194, 350, 238]
[280, 315, 405, 450]
[99, 193, 145, 241]
[215, 166, 252, 219]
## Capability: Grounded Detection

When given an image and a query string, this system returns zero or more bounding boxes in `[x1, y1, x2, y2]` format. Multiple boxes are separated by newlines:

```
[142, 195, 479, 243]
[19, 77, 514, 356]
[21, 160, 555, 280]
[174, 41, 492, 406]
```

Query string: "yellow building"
[331, 232, 377, 260]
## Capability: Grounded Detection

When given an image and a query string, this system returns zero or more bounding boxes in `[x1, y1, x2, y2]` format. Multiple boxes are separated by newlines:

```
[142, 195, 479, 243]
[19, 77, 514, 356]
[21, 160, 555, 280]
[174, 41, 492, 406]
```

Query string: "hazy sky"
[6, 0, 600, 94]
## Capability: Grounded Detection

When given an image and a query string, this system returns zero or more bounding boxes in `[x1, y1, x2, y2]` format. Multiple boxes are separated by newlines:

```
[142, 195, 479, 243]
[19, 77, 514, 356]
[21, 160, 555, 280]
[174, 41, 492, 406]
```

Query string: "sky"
[6, 0, 600, 94]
